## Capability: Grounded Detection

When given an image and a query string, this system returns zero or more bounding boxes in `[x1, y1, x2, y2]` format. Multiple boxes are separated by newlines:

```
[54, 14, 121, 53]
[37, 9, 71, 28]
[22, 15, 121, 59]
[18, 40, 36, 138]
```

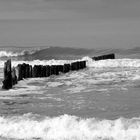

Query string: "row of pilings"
[92, 53, 115, 61]
[2, 60, 86, 90]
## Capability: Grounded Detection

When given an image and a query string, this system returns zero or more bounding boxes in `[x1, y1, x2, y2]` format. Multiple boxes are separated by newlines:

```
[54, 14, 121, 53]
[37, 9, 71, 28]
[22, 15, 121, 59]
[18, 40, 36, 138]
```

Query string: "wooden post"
[46, 65, 51, 77]
[38, 65, 42, 77]
[79, 61, 82, 69]
[17, 64, 22, 81]
[42, 66, 46, 77]
[50, 65, 55, 75]
[2, 59, 12, 89]
[56, 65, 63, 74]
[92, 53, 115, 61]
[77, 61, 80, 70]
[81, 61, 86, 69]
[71, 62, 78, 71]
[29, 65, 32, 78]
[11, 67, 18, 85]
[56, 65, 60, 75]
[63, 64, 70, 73]
[21, 63, 26, 79]
[32, 65, 38, 78]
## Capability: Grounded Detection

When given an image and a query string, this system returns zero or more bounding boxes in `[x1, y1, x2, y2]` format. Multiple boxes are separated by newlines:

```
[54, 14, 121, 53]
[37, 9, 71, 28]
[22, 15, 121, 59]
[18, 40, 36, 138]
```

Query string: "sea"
[0, 46, 140, 140]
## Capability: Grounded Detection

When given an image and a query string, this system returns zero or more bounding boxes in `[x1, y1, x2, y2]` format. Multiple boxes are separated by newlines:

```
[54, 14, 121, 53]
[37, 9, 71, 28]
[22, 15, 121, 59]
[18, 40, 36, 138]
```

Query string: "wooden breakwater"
[2, 60, 86, 90]
[92, 53, 115, 61]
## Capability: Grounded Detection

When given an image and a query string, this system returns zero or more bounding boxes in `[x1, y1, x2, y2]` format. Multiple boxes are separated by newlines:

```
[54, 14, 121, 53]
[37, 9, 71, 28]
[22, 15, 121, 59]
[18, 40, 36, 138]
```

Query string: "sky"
[0, 0, 140, 49]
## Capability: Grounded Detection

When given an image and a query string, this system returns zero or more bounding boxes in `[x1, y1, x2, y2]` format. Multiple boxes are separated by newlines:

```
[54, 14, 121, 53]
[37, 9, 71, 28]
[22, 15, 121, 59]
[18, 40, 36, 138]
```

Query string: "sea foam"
[86, 58, 140, 68]
[0, 56, 140, 68]
[0, 50, 34, 58]
[0, 114, 140, 140]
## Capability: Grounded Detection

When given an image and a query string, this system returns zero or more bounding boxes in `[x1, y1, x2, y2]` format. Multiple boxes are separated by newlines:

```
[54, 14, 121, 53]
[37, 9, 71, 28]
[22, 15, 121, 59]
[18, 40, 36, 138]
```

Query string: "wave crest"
[0, 51, 20, 57]
[0, 49, 37, 58]
[86, 58, 140, 68]
[0, 114, 140, 140]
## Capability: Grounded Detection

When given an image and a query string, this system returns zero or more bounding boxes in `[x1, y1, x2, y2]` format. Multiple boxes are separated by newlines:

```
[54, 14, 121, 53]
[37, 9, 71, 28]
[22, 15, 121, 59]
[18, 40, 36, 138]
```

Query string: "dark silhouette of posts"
[92, 53, 115, 61]
[46, 65, 51, 77]
[11, 67, 17, 85]
[32, 65, 38, 78]
[63, 64, 71, 73]
[2, 59, 87, 90]
[2, 59, 13, 89]
[17, 64, 23, 81]
[29, 65, 33, 78]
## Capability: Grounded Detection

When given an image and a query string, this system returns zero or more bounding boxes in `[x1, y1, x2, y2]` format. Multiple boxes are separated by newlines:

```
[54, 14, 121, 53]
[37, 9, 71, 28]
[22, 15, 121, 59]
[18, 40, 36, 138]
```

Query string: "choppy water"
[0, 47, 140, 140]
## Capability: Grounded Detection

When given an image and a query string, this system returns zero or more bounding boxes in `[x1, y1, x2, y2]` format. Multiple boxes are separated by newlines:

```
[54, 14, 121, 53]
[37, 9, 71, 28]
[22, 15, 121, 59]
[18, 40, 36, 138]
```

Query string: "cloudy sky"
[0, 0, 140, 49]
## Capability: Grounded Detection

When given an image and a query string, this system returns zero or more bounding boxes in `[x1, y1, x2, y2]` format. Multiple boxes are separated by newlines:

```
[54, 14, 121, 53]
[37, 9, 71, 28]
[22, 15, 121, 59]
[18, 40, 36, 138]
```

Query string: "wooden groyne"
[2, 60, 86, 90]
[92, 53, 115, 61]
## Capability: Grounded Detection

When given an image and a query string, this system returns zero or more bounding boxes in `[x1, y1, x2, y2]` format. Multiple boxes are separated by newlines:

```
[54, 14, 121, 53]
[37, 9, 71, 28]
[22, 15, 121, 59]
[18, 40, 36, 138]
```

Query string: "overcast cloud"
[0, 0, 140, 49]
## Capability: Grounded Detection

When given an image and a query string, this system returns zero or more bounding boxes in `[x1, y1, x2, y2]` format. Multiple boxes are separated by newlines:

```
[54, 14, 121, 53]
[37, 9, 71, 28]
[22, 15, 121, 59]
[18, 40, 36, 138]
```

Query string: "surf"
[0, 113, 140, 140]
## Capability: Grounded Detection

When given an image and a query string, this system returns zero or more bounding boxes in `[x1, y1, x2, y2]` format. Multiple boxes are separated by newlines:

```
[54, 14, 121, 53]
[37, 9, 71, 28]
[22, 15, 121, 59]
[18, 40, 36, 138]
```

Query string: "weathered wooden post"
[29, 65, 32, 78]
[79, 61, 82, 69]
[50, 65, 55, 75]
[46, 65, 51, 77]
[24, 64, 29, 78]
[77, 61, 80, 70]
[63, 64, 70, 73]
[81, 61, 86, 69]
[42, 66, 47, 77]
[11, 67, 18, 85]
[56, 65, 64, 74]
[56, 65, 60, 75]
[71, 62, 78, 71]
[38, 65, 42, 77]
[17, 64, 22, 81]
[21, 63, 26, 78]
[60, 65, 64, 73]
[27, 64, 30, 78]
[41, 66, 46, 77]
[32, 65, 38, 78]
[63, 64, 67, 73]
[2, 59, 13, 89]
[92, 53, 115, 61]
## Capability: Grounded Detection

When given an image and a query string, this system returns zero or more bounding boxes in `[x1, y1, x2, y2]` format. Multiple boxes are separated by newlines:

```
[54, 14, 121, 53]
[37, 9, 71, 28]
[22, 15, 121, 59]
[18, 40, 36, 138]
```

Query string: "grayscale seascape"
[1, 0, 140, 139]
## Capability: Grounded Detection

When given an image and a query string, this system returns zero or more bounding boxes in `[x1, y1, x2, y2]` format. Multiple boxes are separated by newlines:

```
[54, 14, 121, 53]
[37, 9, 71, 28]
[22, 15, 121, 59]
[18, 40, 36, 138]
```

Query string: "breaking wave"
[0, 57, 140, 68]
[85, 57, 140, 68]
[1, 46, 140, 59]
[0, 47, 92, 60]
[0, 50, 36, 58]
[0, 51, 22, 57]
[0, 113, 140, 140]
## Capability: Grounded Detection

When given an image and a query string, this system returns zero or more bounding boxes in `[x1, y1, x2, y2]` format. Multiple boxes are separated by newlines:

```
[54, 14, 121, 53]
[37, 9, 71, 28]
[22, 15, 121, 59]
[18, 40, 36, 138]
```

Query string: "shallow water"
[0, 47, 140, 139]
[0, 64, 140, 119]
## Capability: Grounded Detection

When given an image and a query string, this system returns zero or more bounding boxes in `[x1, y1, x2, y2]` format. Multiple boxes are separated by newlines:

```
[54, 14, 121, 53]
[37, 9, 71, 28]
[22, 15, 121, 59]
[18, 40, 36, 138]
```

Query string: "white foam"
[87, 58, 140, 68]
[0, 57, 140, 68]
[0, 79, 45, 97]
[0, 114, 140, 140]
[65, 84, 86, 94]
[0, 51, 20, 57]
[47, 82, 64, 87]
[0, 49, 37, 58]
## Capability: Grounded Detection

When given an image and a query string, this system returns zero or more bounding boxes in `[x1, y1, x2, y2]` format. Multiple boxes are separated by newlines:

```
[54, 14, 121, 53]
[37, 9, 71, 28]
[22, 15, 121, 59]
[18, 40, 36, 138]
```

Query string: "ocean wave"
[0, 57, 140, 68]
[0, 51, 21, 57]
[0, 47, 91, 60]
[0, 113, 140, 140]
[1, 46, 140, 59]
[85, 57, 140, 68]
[0, 50, 36, 58]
